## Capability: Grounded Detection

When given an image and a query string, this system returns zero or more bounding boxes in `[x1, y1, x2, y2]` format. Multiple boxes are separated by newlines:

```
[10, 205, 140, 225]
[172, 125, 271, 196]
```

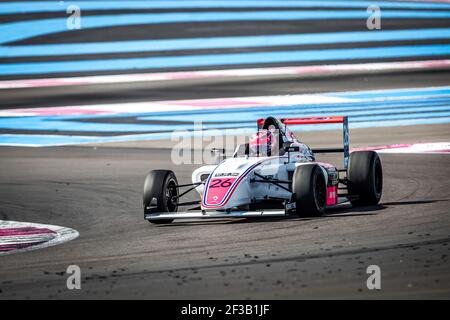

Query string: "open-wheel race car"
[143, 116, 383, 224]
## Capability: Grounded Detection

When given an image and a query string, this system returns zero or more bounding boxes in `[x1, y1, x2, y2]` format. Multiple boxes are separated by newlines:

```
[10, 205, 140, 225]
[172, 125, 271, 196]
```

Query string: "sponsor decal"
[202, 160, 265, 208]
[205, 178, 238, 205]
[326, 186, 338, 206]
[215, 172, 240, 177]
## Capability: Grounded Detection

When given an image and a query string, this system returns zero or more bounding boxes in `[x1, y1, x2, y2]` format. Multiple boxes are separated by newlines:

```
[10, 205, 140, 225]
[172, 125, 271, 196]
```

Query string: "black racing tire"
[143, 170, 178, 224]
[347, 151, 383, 206]
[292, 164, 327, 217]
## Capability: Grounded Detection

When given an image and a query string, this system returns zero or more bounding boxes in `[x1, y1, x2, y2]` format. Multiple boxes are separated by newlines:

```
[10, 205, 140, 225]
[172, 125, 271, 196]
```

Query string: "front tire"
[293, 164, 327, 217]
[347, 151, 383, 206]
[143, 170, 178, 224]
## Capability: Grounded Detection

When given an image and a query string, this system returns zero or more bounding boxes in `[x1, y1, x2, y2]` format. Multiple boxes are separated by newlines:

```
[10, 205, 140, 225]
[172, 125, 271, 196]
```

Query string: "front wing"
[145, 209, 287, 221]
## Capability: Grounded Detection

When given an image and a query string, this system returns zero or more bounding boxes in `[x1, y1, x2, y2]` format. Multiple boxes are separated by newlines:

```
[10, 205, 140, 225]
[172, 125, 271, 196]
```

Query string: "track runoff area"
[0, 0, 449, 306]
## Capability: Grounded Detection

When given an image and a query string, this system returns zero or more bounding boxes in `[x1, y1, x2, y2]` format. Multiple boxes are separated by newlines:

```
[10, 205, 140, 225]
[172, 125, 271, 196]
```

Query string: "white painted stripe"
[0, 220, 79, 255]
[0, 59, 449, 90]
[3, 84, 450, 118]
[0, 94, 352, 117]
[1, 85, 450, 118]
[0, 234, 56, 244]
[353, 142, 450, 154]
[1, 86, 449, 147]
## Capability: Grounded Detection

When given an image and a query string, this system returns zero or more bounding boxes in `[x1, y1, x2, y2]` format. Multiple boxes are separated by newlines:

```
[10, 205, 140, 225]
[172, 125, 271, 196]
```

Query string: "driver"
[248, 129, 278, 157]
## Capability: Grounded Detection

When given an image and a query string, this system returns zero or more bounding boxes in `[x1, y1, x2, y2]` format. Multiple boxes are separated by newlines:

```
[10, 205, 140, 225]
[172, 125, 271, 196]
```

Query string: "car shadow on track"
[153, 199, 448, 227]
[154, 204, 386, 227]
[381, 199, 448, 206]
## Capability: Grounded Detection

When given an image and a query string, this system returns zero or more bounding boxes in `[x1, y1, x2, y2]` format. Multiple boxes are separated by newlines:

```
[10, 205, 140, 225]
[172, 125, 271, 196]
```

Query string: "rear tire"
[347, 151, 383, 206]
[293, 164, 327, 217]
[143, 170, 178, 224]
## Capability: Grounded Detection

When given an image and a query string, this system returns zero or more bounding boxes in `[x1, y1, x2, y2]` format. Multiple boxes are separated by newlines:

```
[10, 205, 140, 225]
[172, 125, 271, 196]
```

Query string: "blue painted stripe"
[352, 110, 450, 121]
[0, 134, 102, 146]
[2, 44, 450, 76]
[3, 1, 450, 14]
[3, 28, 450, 58]
[329, 87, 450, 99]
[38, 88, 450, 122]
[78, 92, 450, 120]
[347, 117, 450, 128]
[2, 116, 450, 147]
[2, 10, 450, 45]
[288, 116, 450, 131]
[1, 87, 450, 146]
[58, 87, 450, 120]
[0, 128, 258, 147]
[34, 98, 450, 131]
[140, 103, 450, 123]
[1, 96, 449, 133]
[0, 116, 249, 132]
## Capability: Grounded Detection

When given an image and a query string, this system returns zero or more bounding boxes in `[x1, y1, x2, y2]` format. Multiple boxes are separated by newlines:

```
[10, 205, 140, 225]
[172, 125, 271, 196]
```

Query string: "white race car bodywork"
[145, 116, 350, 221]
[193, 156, 328, 211]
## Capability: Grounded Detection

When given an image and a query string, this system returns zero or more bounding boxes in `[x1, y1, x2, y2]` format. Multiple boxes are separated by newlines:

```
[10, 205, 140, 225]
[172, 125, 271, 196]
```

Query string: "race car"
[143, 116, 383, 224]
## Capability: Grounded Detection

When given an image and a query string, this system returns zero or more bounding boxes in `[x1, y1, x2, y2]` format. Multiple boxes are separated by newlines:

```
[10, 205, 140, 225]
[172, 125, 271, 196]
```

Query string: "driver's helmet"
[248, 129, 277, 156]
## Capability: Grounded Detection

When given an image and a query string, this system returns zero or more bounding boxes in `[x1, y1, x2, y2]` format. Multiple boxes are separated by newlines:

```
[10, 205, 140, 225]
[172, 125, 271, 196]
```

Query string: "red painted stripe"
[0, 227, 56, 237]
[1, 60, 449, 90]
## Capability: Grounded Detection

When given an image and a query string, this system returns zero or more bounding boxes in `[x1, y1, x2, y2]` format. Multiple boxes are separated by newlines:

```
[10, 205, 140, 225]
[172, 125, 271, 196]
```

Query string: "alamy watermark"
[170, 122, 282, 166]
[66, 265, 81, 290]
[366, 265, 381, 290]
[66, 5, 81, 30]
[367, 5, 381, 30]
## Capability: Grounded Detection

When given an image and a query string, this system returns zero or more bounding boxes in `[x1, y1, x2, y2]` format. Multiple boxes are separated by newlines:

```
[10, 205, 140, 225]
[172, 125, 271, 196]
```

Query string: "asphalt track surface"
[1, 2, 450, 300]
[1, 75, 450, 299]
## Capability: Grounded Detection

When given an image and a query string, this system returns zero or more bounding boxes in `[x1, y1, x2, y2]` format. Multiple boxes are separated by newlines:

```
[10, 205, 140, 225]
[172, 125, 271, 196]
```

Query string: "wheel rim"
[314, 171, 326, 210]
[165, 179, 178, 212]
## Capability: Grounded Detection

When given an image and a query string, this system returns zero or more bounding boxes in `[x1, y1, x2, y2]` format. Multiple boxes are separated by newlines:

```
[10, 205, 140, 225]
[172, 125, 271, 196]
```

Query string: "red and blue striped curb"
[0, 220, 79, 255]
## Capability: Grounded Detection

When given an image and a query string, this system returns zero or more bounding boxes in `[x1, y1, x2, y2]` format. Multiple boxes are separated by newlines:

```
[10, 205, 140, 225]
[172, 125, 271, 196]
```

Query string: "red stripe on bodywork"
[202, 161, 263, 208]
[326, 186, 338, 206]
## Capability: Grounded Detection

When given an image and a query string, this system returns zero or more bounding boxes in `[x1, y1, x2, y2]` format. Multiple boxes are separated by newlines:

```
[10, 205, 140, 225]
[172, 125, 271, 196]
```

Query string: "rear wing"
[258, 116, 349, 169]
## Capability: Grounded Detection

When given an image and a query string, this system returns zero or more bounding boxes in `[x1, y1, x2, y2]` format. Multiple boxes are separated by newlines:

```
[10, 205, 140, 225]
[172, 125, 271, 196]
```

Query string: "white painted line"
[1, 84, 450, 118]
[353, 142, 450, 154]
[3, 84, 450, 118]
[0, 59, 449, 90]
[0, 94, 353, 117]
